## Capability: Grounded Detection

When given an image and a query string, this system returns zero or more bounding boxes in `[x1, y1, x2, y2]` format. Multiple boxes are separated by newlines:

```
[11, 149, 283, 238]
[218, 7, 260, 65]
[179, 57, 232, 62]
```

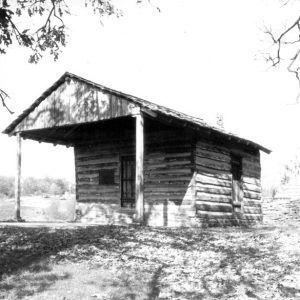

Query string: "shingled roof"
[3, 72, 271, 154]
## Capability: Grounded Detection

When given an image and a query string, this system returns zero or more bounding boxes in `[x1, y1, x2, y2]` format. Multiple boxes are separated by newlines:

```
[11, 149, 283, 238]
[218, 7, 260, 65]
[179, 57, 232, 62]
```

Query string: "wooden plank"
[196, 186, 232, 195]
[244, 199, 261, 206]
[15, 133, 22, 221]
[135, 112, 144, 223]
[196, 141, 230, 155]
[145, 177, 192, 183]
[196, 202, 233, 212]
[242, 176, 260, 185]
[196, 165, 231, 175]
[195, 150, 230, 163]
[243, 191, 261, 200]
[78, 196, 120, 202]
[15, 80, 140, 132]
[145, 169, 192, 175]
[197, 211, 233, 217]
[146, 151, 191, 159]
[242, 183, 261, 193]
[76, 157, 119, 167]
[196, 193, 232, 203]
[197, 171, 232, 181]
[195, 158, 231, 171]
[196, 175, 232, 187]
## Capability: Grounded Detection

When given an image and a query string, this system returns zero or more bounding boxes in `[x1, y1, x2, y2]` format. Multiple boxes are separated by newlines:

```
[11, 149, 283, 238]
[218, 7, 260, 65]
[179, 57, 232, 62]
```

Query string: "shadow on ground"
[0, 224, 299, 299]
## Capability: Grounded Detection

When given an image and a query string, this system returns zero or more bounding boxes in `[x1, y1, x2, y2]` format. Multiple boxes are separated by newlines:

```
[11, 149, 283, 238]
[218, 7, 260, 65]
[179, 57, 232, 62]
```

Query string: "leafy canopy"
[0, 0, 130, 112]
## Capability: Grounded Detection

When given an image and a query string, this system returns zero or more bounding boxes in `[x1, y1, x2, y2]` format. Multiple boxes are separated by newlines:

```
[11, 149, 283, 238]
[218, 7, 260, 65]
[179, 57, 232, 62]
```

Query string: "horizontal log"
[77, 180, 119, 186]
[242, 177, 260, 185]
[145, 169, 192, 175]
[243, 183, 261, 193]
[76, 152, 120, 162]
[243, 162, 261, 173]
[144, 186, 192, 192]
[243, 170, 260, 179]
[145, 177, 192, 184]
[145, 183, 192, 189]
[77, 169, 120, 175]
[77, 164, 119, 172]
[196, 193, 232, 203]
[146, 151, 191, 159]
[196, 202, 233, 212]
[76, 158, 119, 167]
[78, 187, 119, 193]
[78, 197, 120, 203]
[243, 191, 261, 200]
[243, 156, 260, 164]
[147, 144, 192, 153]
[145, 198, 194, 205]
[196, 165, 231, 175]
[242, 214, 262, 221]
[196, 158, 231, 171]
[145, 162, 192, 170]
[197, 171, 232, 181]
[196, 175, 232, 187]
[78, 193, 120, 199]
[76, 144, 134, 157]
[196, 142, 229, 155]
[77, 173, 100, 179]
[144, 199, 195, 206]
[197, 210, 233, 217]
[243, 199, 261, 206]
[196, 186, 232, 196]
[195, 149, 230, 163]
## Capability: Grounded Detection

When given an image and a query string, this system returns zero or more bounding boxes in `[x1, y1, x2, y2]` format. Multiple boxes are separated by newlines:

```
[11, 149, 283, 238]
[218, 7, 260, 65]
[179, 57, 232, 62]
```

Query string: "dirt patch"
[0, 224, 300, 299]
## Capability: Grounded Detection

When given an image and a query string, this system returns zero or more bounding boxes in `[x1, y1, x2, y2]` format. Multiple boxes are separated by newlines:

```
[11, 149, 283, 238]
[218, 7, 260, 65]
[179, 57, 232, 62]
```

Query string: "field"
[0, 196, 75, 222]
[0, 223, 299, 300]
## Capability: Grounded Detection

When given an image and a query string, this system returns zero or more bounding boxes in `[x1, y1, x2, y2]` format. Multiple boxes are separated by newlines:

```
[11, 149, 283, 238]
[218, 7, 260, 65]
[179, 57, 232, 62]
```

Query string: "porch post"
[15, 132, 22, 221]
[135, 112, 144, 223]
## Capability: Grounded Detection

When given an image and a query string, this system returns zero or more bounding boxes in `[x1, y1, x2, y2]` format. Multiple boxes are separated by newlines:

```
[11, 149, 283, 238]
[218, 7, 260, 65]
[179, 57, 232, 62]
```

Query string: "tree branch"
[0, 88, 14, 114]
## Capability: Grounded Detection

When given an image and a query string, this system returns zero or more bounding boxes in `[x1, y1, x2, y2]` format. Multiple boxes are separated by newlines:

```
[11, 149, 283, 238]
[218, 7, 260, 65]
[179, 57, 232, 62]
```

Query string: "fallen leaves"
[0, 224, 299, 299]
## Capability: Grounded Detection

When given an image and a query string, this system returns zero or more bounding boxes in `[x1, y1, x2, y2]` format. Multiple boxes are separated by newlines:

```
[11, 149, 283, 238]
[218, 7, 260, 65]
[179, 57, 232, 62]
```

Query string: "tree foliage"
[0, 175, 74, 198]
[281, 153, 300, 185]
[0, 0, 157, 112]
[0, 0, 121, 63]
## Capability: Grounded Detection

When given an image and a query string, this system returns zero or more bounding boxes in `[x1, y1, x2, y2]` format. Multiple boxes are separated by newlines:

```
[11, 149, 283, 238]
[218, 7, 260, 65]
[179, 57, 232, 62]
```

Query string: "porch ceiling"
[20, 116, 135, 146]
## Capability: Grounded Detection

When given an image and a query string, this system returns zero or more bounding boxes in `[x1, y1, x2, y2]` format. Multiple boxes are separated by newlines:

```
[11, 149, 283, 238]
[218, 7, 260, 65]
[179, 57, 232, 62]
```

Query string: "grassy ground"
[0, 196, 75, 222]
[0, 224, 300, 300]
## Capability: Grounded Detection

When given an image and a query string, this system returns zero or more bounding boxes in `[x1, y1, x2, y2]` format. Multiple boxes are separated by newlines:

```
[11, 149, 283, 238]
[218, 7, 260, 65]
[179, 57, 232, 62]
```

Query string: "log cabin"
[3, 72, 271, 226]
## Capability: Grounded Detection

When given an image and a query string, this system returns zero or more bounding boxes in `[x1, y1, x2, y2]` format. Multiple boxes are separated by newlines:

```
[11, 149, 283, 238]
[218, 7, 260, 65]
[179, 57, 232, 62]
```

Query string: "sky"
[1, 0, 300, 187]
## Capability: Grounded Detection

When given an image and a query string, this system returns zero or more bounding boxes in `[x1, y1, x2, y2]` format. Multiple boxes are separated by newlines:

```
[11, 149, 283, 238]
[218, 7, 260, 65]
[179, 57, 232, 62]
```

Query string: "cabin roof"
[3, 72, 271, 154]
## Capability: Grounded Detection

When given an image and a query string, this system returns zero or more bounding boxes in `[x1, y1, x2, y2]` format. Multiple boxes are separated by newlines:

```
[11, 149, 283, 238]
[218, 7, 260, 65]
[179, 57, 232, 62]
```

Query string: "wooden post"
[15, 133, 22, 221]
[135, 112, 144, 223]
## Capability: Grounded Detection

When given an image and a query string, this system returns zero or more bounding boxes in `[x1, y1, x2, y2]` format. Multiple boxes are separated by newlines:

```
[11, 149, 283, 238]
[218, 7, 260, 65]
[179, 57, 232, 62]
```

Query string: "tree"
[263, 1, 300, 99]
[0, 0, 158, 112]
[281, 153, 300, 185]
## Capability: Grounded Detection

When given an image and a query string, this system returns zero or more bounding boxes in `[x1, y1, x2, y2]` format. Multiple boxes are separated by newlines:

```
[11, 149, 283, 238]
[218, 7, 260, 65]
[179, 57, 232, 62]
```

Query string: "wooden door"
[121, 156, 135, 207]
[231, 155, 243, 213]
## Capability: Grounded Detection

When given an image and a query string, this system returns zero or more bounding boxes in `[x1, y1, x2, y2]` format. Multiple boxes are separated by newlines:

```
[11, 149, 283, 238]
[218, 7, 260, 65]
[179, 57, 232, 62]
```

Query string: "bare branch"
[0, 88, 14, 114]
[264, 11, 300, 92]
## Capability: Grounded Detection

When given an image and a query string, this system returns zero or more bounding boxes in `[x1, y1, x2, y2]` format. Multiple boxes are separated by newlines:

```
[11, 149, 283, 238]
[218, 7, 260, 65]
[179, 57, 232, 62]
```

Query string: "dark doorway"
[121, 156, 135, 208]
[231, 154, 243, 214]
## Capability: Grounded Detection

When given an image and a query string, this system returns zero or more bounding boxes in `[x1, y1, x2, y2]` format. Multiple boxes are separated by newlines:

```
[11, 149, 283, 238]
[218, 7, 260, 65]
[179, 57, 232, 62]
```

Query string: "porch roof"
[3, 72, 271, 154]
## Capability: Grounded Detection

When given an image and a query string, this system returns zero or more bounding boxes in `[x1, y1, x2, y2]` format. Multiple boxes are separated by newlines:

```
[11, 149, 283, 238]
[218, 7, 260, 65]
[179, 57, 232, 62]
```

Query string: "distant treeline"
[0, 176, 75, 199]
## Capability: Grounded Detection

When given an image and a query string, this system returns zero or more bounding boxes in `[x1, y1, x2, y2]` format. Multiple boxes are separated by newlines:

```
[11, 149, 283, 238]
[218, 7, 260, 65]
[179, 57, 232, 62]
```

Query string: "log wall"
[74, 125, 196, 226]
[74, 133, 135, 225]
[74, 120, 263, 227]
[195, 140, 262, 226]
[143, 130, 196, 227]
